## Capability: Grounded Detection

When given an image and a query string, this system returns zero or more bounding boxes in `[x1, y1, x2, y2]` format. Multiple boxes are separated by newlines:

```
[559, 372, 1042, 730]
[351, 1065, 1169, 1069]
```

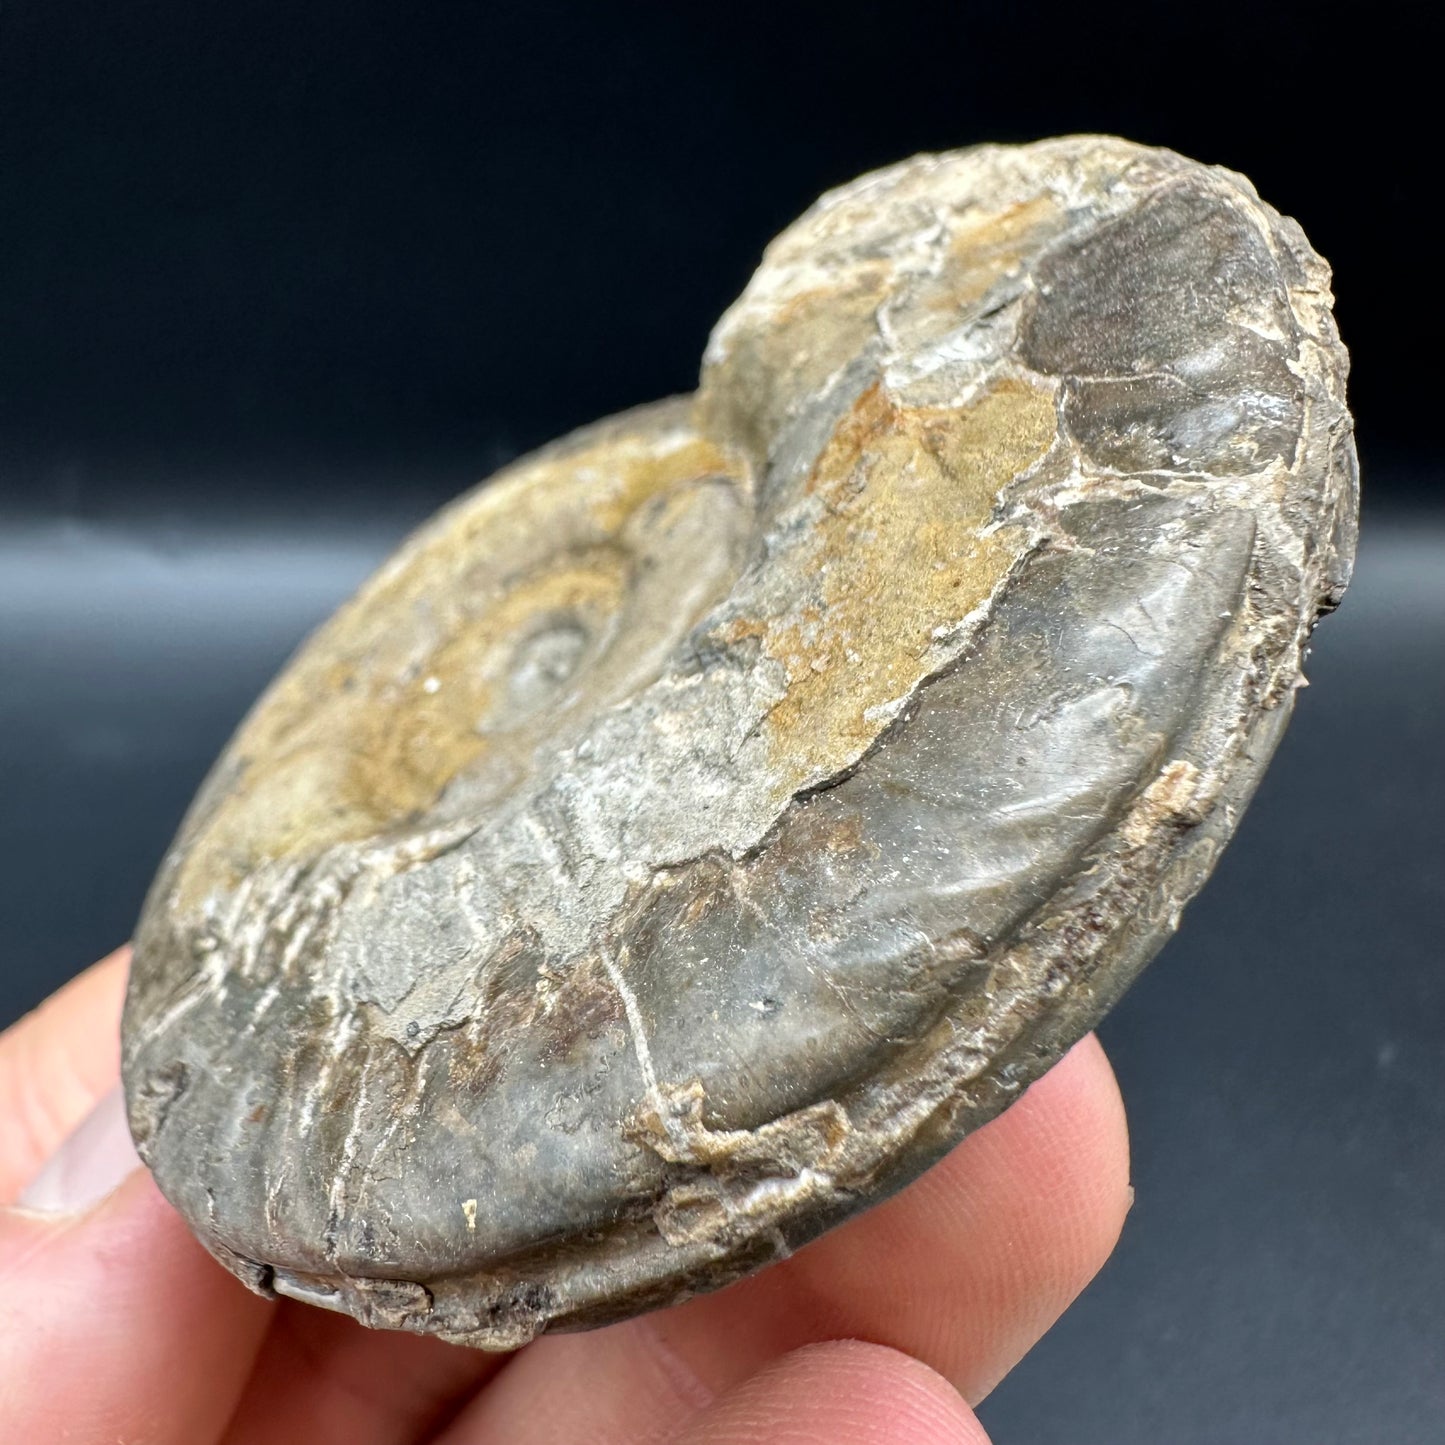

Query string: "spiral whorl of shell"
[123, 137, 1355, 1346]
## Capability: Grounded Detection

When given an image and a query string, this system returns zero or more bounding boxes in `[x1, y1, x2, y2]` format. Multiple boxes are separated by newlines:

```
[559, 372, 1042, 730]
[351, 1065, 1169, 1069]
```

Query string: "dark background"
[2, 3, 1441, 1441]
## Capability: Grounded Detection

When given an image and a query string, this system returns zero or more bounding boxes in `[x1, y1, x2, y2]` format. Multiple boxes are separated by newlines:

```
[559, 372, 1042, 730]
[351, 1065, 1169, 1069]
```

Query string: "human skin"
[0, 948, 1129, 1443]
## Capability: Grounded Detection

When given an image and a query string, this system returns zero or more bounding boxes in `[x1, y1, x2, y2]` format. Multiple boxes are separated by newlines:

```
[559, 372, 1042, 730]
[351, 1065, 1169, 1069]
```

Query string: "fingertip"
[922, 1033, 1131, 1397]
[969, 1033, 1132, 1282]
[671, 1340, 989, 1445]
[997, 1032, 1130, 1211]
[738, 1031, 1132, 1404]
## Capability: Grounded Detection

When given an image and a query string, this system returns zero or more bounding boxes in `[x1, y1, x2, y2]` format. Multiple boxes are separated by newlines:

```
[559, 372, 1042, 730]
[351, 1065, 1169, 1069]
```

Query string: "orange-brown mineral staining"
[750, 378, 1055, 792]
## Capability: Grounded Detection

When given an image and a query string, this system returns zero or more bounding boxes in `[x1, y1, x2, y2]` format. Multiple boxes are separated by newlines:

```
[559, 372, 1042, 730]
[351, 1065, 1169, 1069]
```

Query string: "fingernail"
[17, 1087, 142, 1214]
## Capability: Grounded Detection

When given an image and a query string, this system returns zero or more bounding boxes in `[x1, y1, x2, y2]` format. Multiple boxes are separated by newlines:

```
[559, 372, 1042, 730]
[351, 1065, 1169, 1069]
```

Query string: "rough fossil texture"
[122, 136, 1357, 1346]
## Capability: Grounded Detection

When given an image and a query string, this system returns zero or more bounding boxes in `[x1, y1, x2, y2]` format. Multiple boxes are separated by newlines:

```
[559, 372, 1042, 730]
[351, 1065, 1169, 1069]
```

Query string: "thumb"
[0, 1087, 274, 1444]
[13, 1085, 140, 1214]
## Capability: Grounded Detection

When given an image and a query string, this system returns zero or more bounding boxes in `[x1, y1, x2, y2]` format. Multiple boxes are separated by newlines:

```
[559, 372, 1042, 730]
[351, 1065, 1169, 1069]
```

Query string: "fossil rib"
[122, 136, 1356, 1347]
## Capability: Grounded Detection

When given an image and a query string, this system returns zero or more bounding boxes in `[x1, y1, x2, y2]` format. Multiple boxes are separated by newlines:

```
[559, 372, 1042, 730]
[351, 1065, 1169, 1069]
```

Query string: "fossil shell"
[121, 136, 1356, 1346]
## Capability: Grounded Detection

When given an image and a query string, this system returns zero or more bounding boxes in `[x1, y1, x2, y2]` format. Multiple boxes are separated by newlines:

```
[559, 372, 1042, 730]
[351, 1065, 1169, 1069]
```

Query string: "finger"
[220, 1302, 508, 1445]
[440, 1034, 1128, 1444]
[667, 1341, 989, 1445]
[437, 1297, 714, 1445]
[700, 1032, 1132, 1401]
[0, 946, 130, 1201]
[1, 1103, 275, 1445]
[666, 1033, 1130, 1402]
[0, 952, 501, 1445]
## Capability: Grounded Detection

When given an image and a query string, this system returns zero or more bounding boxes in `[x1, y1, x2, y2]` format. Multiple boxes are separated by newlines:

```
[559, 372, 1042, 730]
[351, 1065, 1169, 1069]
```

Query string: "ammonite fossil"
[121, 136, 1356, 1346]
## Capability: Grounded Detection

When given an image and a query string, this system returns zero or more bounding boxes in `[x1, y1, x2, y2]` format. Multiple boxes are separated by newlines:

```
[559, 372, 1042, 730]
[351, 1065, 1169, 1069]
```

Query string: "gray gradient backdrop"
[2, 1, 1441, 1438]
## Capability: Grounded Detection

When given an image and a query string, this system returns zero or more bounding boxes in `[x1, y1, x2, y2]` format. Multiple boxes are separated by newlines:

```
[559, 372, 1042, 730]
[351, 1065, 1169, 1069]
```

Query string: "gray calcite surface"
[121, 136, 1356, 1346]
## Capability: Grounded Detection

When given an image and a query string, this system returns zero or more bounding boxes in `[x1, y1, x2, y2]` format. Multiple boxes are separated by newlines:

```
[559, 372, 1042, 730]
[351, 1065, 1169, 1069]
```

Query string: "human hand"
[1, 947, 1129, 1443]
